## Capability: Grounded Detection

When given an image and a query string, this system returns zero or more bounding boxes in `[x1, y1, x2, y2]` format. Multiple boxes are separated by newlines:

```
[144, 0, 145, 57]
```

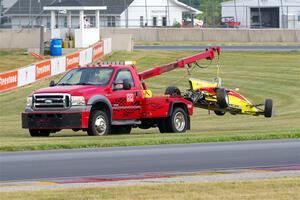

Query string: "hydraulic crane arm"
[139, 47, 221, 80]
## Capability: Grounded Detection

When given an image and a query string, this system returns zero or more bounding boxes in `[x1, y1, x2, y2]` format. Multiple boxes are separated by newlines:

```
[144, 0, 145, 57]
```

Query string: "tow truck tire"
[217, 88, 229, 108]
[88, 110, 110, 136]
[168, 107, 188, 133]
[158, 119, 170, 133]
[165, 86, 181, 96]
[29, 129, 50, 137]
[264, 99, 273, 118]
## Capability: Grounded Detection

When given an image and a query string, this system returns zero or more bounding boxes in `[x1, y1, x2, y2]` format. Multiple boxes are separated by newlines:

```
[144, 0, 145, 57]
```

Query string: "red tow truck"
[22, 47, 220, 137]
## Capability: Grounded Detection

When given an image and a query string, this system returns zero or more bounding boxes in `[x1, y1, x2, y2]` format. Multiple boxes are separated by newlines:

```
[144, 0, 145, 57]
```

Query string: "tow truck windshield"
[57, 68, 114, 86]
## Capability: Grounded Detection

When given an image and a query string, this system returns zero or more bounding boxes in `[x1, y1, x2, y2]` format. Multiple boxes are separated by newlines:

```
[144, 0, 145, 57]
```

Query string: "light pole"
[0, 0, 3, 24]
[234, 0, 238, 24]
[144, 0, 148, 26]
[257, 0, 262, 28]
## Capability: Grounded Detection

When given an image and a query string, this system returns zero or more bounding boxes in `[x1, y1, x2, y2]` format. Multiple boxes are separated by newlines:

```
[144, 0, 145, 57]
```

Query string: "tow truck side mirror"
[114, 79, 132, 91]
[49, 80, 55, 87]
[123, 79, 132, 90]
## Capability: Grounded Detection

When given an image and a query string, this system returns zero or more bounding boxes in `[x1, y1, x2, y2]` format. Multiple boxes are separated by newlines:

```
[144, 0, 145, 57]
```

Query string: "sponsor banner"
[51, 56, 66, 76]
[18, 65, 36, 87]
[36, 60, 51, 80]
[0, 71, 18, 92]
[66, 52, 80, 70]
[92, 41, 103, 62]
[80, 48, 93, 66]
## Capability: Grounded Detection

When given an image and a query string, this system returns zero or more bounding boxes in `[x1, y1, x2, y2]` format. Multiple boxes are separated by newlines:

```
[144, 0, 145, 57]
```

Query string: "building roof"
[5, 0, 135, 15]
[5, 0, 200, 16]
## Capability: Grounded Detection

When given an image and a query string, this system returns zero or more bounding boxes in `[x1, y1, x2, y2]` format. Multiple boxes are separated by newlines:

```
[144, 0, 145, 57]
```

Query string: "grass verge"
[0, 49, 43, 73]
[1, 177, 299, 200]
[1, 51, 300, 151]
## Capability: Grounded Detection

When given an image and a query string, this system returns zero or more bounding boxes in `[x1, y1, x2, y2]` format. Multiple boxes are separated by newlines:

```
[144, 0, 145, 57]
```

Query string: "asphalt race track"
[134, 45, 300, 51]
[1, 139, 299, 182]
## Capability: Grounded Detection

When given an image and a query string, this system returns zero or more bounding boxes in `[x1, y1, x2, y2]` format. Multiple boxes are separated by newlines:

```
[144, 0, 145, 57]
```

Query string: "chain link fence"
[0, 0, 299, 29]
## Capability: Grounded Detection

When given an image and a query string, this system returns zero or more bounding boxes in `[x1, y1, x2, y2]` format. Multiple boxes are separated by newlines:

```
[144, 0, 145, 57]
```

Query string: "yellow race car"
[181, 77, 273, 117]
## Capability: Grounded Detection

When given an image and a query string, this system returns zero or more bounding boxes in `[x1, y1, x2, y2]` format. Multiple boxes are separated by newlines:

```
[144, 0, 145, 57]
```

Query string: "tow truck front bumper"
[22, 106, 91, 129]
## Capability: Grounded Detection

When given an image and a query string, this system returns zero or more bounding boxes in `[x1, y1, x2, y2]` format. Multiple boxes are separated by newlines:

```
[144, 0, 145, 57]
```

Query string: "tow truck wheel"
[88, 110, 110, 136]
[165, 86, 181, 96]
[29, 129, 50, 137]
[217, 88, 229, 108]
[169, 107, 188, 133]
[264, 99, 273, 118]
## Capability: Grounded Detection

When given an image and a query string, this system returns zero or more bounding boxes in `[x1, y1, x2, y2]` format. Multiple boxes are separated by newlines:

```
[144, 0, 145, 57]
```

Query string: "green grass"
[0, 51, 300, 151]
[0, 49, 42, 73]
[135, 41, 300, 46]
[1, 177, 300, 200]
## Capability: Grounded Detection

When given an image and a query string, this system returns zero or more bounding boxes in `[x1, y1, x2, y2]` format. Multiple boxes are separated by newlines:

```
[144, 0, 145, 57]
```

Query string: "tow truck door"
[109, 69, 142, 120]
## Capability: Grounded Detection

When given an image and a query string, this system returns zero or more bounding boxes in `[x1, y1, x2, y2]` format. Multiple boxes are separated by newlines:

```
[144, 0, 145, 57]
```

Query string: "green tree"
[198, 0, 232, 27]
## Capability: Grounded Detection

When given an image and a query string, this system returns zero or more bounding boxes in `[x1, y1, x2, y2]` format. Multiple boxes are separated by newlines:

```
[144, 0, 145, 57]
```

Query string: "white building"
[5, 0, 200, 28]
[221, 0, 300, 29]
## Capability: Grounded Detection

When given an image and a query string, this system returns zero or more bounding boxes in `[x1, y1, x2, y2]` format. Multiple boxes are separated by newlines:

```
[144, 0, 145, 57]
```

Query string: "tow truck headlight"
[26, 97, 33, 107]
[71, 96, 86, 106]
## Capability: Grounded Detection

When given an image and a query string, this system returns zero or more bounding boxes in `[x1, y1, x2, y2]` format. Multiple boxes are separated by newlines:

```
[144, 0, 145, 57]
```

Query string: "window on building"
[153, 17, 157, 27]
[107, 16, 116, 27]
[140, 16, 144, 27]
[36, 16, 42, 26]
[89, 16, 95, 27]
[46, 17, 50, 28]
[298, 15, 300, 21]
[162, 17, 167, 26]
[63, 16, 67, 28]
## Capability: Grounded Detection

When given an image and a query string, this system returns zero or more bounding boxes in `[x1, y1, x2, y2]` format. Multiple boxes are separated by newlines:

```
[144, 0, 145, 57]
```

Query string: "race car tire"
[217, 88, 229, 108]
[214, 110, 226, 116]
[165, 86, 181, 96]
[168, 107, 188, 133]
[111, 126, 132, 134]
[87, 110, 110, 136]
[264, 99, 273, 118]
[29, 129, 50, 137]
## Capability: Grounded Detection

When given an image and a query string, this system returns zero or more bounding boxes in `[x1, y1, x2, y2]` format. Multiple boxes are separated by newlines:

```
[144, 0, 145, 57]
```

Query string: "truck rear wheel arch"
[168, 102, 188, 117]
[163, 102, 190, 132]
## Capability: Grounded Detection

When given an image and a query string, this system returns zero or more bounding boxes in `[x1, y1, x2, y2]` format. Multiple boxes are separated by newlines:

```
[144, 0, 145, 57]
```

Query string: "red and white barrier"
[0, 39, 112, 92]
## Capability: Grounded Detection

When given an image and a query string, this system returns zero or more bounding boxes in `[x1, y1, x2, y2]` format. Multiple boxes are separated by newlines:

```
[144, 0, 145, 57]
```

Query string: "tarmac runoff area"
[1, 165, 299, 192]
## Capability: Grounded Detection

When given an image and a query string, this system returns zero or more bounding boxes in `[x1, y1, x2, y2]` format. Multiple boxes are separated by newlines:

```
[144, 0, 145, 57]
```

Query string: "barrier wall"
[0, 39, 112, 92]
[102, 28, 300, 42]
[0, 28, 51, 49]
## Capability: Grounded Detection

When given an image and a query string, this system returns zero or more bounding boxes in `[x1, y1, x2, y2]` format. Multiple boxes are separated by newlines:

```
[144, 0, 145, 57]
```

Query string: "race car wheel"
[29, 129, 50, 137]
[264, 99, 273, 118]
[88, 110, 110, 136]
[214, 110, 226, 116]
[165, 86, 181, 96]
[169, 107, 188, 133]
[217, 88, 229, 108]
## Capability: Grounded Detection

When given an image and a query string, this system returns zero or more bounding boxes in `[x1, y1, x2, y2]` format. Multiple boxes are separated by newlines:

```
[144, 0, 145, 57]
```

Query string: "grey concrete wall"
[1, 28, 299, 49]
[0, 28, 51, 49]
[102, 28, 300, 42]
[101, 34, 133, 52]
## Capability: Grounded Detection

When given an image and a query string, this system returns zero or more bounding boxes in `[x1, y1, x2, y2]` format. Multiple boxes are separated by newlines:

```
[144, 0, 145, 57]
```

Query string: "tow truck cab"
[22, 65, 193, 137]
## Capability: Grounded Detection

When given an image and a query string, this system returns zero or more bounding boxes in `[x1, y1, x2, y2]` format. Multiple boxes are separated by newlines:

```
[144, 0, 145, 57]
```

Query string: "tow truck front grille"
[33, 93, 71, 110]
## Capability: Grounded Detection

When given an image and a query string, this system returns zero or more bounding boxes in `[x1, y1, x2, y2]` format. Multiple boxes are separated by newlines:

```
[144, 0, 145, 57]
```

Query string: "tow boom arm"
[138, 47, 221, 80]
